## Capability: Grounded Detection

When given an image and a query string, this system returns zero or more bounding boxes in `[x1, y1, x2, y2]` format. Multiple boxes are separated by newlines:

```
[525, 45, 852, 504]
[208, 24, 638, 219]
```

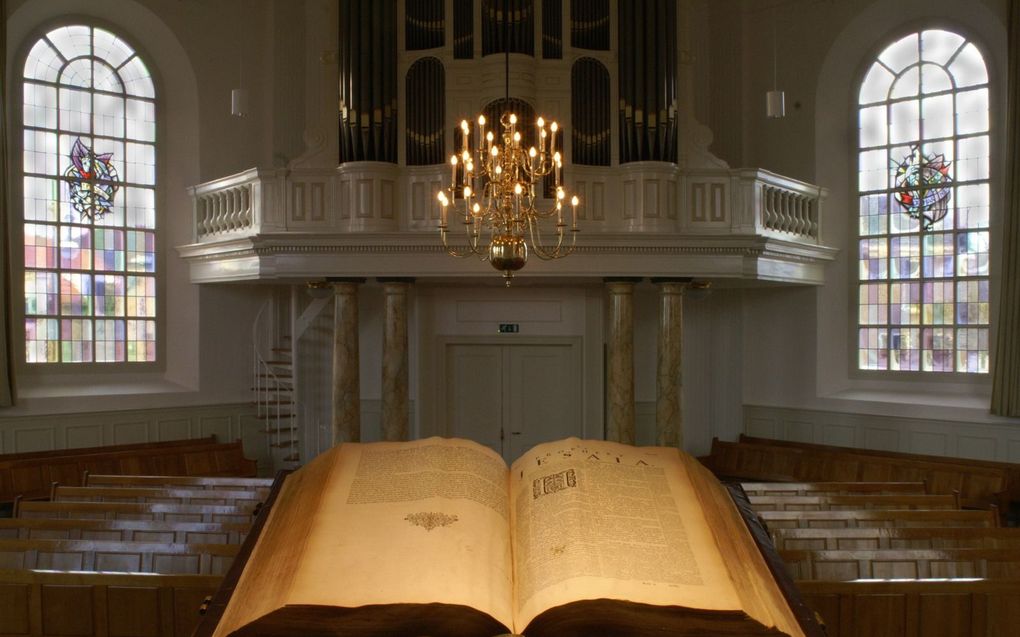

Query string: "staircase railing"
[251, 300, 299, 465]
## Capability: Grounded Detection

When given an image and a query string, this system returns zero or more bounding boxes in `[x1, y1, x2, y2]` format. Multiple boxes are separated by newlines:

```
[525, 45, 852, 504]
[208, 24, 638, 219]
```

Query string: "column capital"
[603, 277, 643, 284]
[327, 277, 367, 284]
[649, 277, 693, 285]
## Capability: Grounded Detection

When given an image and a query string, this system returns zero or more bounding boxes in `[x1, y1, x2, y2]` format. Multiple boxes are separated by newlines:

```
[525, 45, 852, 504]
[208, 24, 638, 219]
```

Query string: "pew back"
[772, 526, 1020, 551]
[759, 508, 999, 530]
[0, 517, 250, 544]
[15, 500, 256, 524]
[84, 473, 272, 492]
[740, 481, 928, 496]
[0, 438, 258, 502]
[780, 548, 1020, 580]
[797, 579, 1020, 637]
[52, 484, 266, 507]
[0, 568, 220, 637]
[0, 538, 238, 575]
[748, 493, 959, 511]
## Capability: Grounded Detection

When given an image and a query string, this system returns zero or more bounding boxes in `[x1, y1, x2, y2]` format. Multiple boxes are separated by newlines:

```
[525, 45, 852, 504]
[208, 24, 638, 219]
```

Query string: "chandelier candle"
[437, 112, 580, 285]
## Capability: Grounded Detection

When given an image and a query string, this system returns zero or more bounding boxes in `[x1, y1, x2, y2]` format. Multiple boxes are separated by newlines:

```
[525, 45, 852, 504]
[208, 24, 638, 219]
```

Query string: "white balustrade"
[187, 164, 825, 243]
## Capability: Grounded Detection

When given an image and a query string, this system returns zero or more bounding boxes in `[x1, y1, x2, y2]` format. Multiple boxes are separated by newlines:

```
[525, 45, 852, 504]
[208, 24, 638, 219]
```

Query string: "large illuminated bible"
[212, 438, 804, 636]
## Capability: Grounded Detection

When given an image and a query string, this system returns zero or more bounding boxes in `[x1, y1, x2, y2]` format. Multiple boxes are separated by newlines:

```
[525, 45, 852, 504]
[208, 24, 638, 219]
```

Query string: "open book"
[213, 438, 803, 636]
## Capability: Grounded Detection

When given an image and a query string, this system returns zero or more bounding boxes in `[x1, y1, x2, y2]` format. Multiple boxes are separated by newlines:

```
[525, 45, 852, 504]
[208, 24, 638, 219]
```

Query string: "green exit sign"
[498, 323, 519, 334]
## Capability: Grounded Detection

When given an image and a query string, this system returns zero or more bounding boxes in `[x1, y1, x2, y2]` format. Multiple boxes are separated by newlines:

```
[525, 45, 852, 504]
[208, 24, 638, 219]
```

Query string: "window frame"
[13, 18, 166, 374]
[848, 22, 997, 383]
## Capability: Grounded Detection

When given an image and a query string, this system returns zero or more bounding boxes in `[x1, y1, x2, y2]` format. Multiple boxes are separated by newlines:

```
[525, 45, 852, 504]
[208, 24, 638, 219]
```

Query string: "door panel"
[444, 341, 582, 463]
[507, 345, 582, 460]
[446, 344, 504, 456]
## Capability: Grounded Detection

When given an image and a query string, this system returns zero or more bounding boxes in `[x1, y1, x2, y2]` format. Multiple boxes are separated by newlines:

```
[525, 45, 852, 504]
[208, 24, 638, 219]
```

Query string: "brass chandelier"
[436, 2, 579, 285]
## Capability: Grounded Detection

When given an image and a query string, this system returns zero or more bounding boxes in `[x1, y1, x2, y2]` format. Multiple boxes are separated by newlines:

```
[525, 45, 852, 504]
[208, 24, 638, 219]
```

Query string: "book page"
[510, 438, 743, 630]
[286, 438, 515, 630]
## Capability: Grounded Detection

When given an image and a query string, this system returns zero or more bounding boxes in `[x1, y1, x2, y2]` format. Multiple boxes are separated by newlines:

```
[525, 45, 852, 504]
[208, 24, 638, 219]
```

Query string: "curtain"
[991, 0, 1020, 416]
[0, 0, 14, 406]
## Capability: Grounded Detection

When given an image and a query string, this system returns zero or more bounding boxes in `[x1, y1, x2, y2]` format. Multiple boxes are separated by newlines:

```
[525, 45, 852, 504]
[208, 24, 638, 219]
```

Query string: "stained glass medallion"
[65, 138, 119, 221]
[892, 145, 952, 230]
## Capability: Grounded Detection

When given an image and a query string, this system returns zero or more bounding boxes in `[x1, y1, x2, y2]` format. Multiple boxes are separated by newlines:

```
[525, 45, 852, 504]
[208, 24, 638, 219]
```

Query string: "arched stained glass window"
[22, 25, 157, 363]
[857, 29, 989, 373]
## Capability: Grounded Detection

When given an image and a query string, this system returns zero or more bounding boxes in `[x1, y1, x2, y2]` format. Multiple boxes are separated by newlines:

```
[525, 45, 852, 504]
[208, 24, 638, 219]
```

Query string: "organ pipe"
[482, 0, 534, 56]
[572, 58, 610, 166]
[405, 58, 445, 166]
[618, 0, 677, 164]
[339, 0, 398, 163]
[405, 0, 444, 50]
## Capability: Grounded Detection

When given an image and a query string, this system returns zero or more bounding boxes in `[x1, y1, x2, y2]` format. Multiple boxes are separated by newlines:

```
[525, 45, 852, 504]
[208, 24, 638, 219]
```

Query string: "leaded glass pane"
[859, 194, 888, 236]
[948, 43, 988, 87]
[957, 136, 990, 182]
[890, 66, 920, 98]
[859, 149, 888, 191]
[889, 327, 920, 370]
[956, 89, 989, 134]
[859, 63, 894, 104]
[24, 39, 62, 82]
[94, 93, 125, 138]
[956, 231, 989, 276]
[919, 63, 952, 93]
[922, 280, 954, 324]
[920, 30, 965, 65]
[859, 283, 888, 325]
[24, 271, 59, 315]
[856, 29, 990, 374]
[21, 25, 157, 364]
[47, 26, 92, 60]
[119, 56, 154, 98]
[956, 184, 989, 229]
[93, 60, 124, 93]
[890, 100, 920, 143]
[879, 33, 919, 73]
[24, 83, 57, 129]
[23, 177, 58, 223]
[859, 106, 887, 147]
[859, 328, 889, 370]
[920, 94, 953, 139]
[25, 318, 60, 363]
[92, 29, 134, 69]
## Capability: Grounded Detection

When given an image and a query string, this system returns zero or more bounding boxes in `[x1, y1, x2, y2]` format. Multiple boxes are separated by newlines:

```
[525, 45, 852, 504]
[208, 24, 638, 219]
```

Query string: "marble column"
[380, 279, 412, 441]
[654, 279, 688, 448]
[605, 279, 638, 444]
[331, 280, 364, 445]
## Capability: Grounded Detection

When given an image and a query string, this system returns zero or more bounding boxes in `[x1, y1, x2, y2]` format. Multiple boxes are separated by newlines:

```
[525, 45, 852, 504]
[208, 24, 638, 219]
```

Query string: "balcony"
[177, 162, 837, 285]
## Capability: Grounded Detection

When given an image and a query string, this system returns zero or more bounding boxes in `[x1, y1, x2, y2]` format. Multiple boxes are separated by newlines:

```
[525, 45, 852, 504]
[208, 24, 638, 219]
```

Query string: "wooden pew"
[0, 538, 239, 575]
[0, 517, 250, 544]
[0, 568, 221, 637]
[0, 437, 258, 502]
[780, 547, 1020, 580]
[15, 500, 257, 524]
[748, 493, 959, 512]
[772, 526, 1020, 551]
[51, 484, 266, 507]
[759, 508, 1000, 530]
[84, 473, 273, 493]
[707, 438, 1009, 511]
[740, 434, 1020, 504]
[797, 578, 1020, 637]
[740, 481, 928, 496]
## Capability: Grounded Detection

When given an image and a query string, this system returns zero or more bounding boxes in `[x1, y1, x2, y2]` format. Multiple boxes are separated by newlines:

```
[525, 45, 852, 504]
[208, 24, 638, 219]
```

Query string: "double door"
[444, 340, 582, 464]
